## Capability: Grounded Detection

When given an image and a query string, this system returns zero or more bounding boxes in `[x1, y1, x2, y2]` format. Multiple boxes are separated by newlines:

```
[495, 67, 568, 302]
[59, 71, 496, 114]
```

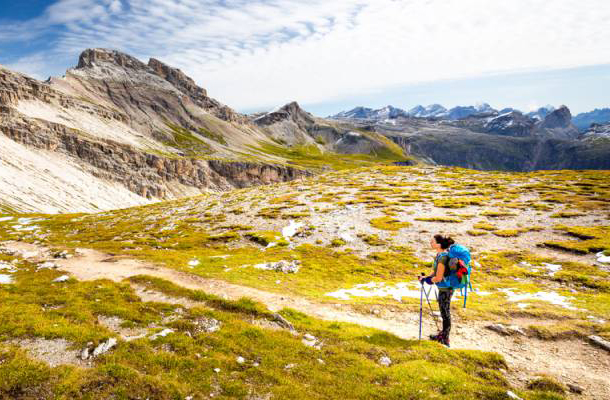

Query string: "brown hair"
[434, 234, 455, 250]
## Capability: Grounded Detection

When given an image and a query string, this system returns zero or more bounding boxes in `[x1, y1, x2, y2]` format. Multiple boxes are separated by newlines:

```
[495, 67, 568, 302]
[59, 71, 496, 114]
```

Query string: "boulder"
[588, 335, 610, 353]
[378, 356, 392, 367]
[486, 323, 526, 336]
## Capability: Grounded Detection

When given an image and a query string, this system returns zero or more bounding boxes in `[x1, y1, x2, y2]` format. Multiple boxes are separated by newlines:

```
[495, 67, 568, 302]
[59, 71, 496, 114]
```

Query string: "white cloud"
[4, 54, 52, 80]
[2, 0, 610, 110]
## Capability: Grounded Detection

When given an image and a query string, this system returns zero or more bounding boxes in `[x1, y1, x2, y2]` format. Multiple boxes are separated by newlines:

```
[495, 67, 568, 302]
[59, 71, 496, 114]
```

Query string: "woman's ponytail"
[434, 234, 455, 250]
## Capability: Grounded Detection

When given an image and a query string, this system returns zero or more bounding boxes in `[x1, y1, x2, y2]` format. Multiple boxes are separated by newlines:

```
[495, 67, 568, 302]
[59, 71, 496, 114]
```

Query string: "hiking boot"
[429, 332, 442, 341]
[440, 336, 450, 348]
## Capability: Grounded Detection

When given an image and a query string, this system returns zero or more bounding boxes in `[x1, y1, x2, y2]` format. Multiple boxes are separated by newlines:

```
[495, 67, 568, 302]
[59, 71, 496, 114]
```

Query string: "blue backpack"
[436, 244, 471, 290]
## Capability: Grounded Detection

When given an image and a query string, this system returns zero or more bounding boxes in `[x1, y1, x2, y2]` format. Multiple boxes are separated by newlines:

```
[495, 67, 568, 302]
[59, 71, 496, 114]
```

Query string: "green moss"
[370, 216, 411, 231]
[330, 239, 347, 247]
[197, 126, 227, 145]
[163, 122, 212, 156]
[492, 229, 521, 238]
[245, 231, 289, 247]
[415, 216, 462, 223]
[481, 210, 516, 218]
[550, 211, 585, 218]
[250, 141, 409, 171]
[467, 230, 488, 236]
[473, 222, 497, 231]
[543, 226, 610, 254]
[359, 234, 386, 246]
[433, 197, 488, 208]
[527, 376, 566, 394]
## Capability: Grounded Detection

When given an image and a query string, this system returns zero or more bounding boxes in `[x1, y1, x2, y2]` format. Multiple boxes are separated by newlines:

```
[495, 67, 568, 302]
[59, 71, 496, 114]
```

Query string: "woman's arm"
[431, 262, 445, 283]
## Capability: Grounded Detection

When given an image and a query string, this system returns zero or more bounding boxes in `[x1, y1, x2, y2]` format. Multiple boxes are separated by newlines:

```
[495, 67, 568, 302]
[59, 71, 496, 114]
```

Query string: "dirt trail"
[4, 241, 610, 399]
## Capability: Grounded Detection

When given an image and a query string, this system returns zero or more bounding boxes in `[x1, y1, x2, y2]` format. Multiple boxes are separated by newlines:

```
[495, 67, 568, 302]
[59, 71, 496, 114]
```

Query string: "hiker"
[418, 234, 455, 347]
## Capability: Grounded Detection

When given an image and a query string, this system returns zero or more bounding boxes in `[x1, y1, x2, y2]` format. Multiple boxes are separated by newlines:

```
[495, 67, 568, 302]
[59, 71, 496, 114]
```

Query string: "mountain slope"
[0, 49, 403, 213]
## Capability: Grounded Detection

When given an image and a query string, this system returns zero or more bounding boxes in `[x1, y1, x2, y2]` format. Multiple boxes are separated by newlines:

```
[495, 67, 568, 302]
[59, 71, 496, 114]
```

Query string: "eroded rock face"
[2, 114, 309, 199]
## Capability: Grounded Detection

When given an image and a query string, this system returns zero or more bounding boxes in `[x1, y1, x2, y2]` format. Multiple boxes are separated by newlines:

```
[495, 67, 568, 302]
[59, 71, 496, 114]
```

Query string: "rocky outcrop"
[69, 48, 246, 128]
[483, 111, 536, 137]
[253, 101, 316, 128]
[1, 114, 309, 199]
[147, 57, 245, 124]
[533, 106, 580, 139]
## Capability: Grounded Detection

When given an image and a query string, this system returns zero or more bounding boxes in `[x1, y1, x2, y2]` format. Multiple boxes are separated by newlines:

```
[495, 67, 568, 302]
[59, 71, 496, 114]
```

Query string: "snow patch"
[326, 281, 435, 301]
[498, 288, 578, 310]
[0, 274, 13, 284]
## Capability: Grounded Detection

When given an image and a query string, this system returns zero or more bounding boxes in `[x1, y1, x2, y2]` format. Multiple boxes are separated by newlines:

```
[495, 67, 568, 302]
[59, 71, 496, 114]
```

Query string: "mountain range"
[331, 104, 610, 131]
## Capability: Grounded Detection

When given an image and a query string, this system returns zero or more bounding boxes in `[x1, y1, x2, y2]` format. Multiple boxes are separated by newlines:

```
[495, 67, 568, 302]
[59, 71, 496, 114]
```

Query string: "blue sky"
[1, 0, 609, 117]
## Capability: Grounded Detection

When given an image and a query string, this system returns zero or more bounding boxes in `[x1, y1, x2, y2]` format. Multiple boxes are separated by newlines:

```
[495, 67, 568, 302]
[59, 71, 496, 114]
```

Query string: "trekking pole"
[419, 273, 424, 340]
[423, 284, 440, 331]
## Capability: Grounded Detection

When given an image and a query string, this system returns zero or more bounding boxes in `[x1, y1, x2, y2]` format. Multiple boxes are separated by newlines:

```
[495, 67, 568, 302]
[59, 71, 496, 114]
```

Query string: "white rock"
[596, 252, 610, 264]
[37, 261, 57, 271]
[53, 275, 70, 283]
[339, 231, 355, 243]
[506, 390, 523, 400]
[92, 338, 117, 357]
[188, 259, 200, 267]
[253, 260, 300, 274]
[0, 262, 16, 273]
[236, 356, 245, 364]
[213, 368, 220, 373]
[487, 323, 526, 336]
[149, 328, 174, 340]
[378, 356, 392, 367]
[282, 220, 304, 239]
[284, 363, 296, 370]
[80, 347, 90, 360]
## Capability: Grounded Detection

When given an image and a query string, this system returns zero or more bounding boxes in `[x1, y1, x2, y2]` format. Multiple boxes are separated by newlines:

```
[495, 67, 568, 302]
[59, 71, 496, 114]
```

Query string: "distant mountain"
[331, 105, 407, 120]
[572, 108, 610, 131]
[447, 103, 496, 119]
[371, 105, 408, 119]
[526, 106, 555, 120]
[407, 104, 447, 118]
[331, 106, 375, 119]
[333, 103, 498, 121]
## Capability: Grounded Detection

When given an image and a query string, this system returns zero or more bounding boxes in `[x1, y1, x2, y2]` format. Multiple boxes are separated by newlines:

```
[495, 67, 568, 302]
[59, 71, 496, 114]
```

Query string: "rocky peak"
[254, 101, 315, 127]
[534, 106, 579, 139]
[538, 105, 572, 129]
[77, 48, 148, 71]
[148, 57, 208, 99]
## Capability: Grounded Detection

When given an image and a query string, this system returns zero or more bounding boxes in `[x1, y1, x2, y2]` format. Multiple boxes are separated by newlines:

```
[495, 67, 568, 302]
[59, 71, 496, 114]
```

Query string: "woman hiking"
[418, 234, 455, 347]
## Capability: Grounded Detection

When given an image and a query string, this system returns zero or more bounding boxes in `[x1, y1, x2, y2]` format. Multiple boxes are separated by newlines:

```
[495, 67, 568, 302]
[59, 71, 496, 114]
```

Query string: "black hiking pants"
[438, 289, 454, 338]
